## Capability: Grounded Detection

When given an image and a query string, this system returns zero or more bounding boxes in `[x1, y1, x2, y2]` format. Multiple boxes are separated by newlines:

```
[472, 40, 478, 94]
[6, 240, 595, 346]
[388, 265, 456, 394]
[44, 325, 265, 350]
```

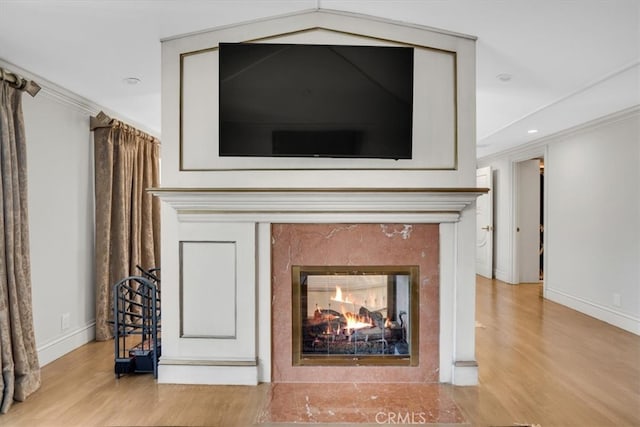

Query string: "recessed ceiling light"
[123, 77, 141, 85]
[496, 73, 512, 82]
[527, 129, 539, 134]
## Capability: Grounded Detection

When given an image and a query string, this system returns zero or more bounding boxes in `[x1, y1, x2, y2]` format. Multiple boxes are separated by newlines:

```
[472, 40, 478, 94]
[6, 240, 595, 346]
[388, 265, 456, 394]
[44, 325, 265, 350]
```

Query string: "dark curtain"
[92, 112, 160, 341]
[0, 80, 41, 414]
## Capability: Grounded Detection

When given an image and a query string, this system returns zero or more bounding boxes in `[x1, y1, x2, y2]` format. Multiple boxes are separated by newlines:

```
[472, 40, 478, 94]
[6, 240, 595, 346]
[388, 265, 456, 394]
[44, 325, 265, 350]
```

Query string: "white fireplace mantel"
[151, 187, 485, 386]
[150, 187, 486, 223]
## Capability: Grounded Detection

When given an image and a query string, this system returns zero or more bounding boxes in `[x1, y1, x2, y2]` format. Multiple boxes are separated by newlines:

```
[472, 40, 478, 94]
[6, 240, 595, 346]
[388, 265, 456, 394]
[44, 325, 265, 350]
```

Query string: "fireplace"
[271, 223, 442, 383]
[152, 189, 483, 385]
[292, 265, 419, 366]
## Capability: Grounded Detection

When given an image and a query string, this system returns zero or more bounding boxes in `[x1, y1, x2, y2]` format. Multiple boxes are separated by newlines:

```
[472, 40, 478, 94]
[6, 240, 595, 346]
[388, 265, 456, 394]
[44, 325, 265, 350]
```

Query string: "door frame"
[476, 166, 493, 279]
[510, 147, 547, 289]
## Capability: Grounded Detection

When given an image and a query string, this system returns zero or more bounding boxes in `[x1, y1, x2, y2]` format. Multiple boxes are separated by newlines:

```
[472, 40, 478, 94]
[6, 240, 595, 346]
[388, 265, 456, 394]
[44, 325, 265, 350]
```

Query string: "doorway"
[516, 158, 544, 283]
[476, 166, 493, 279]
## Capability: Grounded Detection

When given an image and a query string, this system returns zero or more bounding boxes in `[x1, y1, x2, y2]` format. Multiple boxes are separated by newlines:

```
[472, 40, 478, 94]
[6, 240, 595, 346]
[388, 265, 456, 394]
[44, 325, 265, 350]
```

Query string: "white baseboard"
[451, 361, 478, 386]
[37, 323, 96, 366]
[494, 268, 514, 284]
[545, 288, 640, 335]
[158, 362, 259, 385]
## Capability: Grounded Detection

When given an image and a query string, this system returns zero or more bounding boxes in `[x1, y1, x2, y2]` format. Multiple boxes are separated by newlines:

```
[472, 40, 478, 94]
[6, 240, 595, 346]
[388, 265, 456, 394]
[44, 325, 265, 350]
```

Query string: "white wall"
[545, 110, 639, 334]
[21, 87, 96, 366]
[479, 107, 640, 334]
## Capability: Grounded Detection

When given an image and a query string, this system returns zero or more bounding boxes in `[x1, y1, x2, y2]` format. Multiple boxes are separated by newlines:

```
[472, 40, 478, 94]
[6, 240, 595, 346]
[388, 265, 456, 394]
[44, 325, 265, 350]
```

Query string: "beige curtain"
[0, 81, 41, 413]
[92, 112, 160, 341]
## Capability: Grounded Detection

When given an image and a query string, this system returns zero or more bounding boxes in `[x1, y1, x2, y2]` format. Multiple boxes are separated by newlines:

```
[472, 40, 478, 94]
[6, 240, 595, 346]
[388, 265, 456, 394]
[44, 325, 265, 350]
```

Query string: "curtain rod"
[0, 67, 41, 97]
[89, 111, 114, 130]
[90, 111, 159, 142]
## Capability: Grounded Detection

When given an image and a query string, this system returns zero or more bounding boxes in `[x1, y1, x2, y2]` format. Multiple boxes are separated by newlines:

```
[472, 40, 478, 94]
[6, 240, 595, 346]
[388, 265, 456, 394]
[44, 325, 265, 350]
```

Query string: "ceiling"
[0, 0, 638, 158]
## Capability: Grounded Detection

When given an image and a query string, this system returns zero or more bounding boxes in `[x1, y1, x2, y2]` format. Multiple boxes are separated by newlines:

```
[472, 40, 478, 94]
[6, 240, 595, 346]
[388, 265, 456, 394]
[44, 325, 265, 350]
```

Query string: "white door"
[517, 159, 541, 283]
[476, 166, 493, 279]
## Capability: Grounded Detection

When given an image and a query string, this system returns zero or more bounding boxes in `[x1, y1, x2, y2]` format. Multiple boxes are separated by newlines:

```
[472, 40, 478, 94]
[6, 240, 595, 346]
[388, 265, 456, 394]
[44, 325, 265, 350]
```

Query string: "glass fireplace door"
[292, 266, 419, 366]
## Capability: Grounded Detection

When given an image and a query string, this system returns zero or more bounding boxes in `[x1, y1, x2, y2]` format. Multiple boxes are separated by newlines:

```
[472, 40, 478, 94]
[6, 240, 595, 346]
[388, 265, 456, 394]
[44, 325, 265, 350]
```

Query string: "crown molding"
[160, 8, 476, 43]
[0, 57, 160, 138]
[478, 104, 640, 164]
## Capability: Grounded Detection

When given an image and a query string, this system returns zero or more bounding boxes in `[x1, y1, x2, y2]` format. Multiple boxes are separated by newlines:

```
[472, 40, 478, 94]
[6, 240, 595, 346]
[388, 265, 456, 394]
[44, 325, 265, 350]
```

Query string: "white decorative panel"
[413, 48, 456, 168]
[179, 28, 457, 171]
[180, 241, 236, 338]
[165, 221, 256, 361]
[181, 50, 219, 169]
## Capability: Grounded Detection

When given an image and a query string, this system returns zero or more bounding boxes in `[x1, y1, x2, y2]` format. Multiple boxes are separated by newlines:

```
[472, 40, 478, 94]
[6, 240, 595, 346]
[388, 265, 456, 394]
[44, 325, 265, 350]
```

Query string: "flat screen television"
[218, 42, 414, 159]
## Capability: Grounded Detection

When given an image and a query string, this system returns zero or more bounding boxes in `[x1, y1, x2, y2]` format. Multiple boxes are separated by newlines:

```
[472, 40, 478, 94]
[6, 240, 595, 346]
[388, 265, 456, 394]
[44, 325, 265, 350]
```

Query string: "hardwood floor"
[2, 277, 638, 426]
[453, 276, 640, 426]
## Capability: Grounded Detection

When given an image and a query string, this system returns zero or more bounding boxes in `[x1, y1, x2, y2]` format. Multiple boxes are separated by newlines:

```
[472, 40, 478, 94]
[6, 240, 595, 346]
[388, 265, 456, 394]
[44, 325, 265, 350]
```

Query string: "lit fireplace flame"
[329, 285, 384, 333]
[342, 310, 373, 332]
[330, 285, 353, 304]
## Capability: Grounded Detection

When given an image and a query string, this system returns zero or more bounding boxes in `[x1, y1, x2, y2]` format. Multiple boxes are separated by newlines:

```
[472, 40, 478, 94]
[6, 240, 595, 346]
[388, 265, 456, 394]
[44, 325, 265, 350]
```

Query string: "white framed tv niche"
[176, 26, 460, 171]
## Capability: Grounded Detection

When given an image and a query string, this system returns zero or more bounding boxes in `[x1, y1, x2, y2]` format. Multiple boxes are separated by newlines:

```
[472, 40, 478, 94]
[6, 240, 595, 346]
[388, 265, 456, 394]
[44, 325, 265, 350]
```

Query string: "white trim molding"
[150, 188, 486, 219]
[546, 288, 640, 335]
[37, 322, 96, 367]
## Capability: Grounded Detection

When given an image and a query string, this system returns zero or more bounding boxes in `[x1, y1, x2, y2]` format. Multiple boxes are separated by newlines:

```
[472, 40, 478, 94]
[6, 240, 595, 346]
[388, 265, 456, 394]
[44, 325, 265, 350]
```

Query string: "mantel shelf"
[149, 187, 488, 223]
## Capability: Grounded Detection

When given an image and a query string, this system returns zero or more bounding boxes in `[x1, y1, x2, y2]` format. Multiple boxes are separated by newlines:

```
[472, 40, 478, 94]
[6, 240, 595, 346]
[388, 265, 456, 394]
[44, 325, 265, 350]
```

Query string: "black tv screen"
[218, 43, 414, 159]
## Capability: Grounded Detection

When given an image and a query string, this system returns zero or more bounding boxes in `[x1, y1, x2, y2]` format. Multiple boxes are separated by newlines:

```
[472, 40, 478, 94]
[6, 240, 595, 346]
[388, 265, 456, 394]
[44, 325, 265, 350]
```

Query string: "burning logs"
[303, 305, 408, 355]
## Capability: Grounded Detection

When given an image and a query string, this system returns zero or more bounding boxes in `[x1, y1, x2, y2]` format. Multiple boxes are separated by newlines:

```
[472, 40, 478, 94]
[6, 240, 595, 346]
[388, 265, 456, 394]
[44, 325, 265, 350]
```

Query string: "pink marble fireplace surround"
[271, 223, 440, 383]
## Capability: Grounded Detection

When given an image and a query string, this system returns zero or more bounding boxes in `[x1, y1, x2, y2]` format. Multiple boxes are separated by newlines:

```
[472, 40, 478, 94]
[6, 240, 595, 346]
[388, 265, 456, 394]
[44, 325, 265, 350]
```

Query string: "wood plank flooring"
[1, 277, 638, 426]
[453, 276, 640, 426]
